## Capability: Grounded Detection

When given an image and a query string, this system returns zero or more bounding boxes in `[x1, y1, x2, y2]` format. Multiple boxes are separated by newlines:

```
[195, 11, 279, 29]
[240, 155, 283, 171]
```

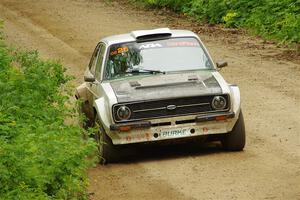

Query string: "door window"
[95, 43, 106, 80]
[89, 45, 101, 75]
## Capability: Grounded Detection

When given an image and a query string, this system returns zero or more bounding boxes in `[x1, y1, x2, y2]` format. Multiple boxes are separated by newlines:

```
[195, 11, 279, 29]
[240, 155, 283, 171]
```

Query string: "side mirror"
[84, 71, 95, 82]
[216, 61, 228, 69]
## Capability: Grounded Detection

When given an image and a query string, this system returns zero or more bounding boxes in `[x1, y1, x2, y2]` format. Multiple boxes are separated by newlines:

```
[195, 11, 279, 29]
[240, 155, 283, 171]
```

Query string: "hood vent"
[129, 81, 141, 87]
[188, 75, 199, 81]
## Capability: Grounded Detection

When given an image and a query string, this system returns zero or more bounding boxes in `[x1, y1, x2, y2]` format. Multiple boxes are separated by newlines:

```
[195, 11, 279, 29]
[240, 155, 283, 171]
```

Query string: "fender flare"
[94, 97, 111, 132]
[229, 84, 241, 117]
[75, 83, 89, 101]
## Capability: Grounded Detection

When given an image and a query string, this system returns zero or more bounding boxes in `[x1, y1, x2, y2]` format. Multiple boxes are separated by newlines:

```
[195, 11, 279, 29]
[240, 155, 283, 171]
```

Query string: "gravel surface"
[0, 0, 299, 199]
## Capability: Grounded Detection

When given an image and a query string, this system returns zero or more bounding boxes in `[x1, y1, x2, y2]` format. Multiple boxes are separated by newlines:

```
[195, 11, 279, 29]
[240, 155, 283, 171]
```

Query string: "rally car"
[75, 28, 245, 164]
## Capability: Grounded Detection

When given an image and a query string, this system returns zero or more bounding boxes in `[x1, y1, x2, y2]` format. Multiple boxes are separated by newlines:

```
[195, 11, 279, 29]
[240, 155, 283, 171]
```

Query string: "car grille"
[113, 94, 230, 123]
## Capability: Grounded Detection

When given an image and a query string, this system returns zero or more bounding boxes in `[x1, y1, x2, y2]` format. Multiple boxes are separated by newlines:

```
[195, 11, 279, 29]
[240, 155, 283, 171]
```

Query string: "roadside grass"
[0, 23, 96, 199]
[131, 0, 300, 46]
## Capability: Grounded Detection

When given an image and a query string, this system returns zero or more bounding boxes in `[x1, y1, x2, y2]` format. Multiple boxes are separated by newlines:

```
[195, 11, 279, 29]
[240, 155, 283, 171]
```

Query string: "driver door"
[89, 43, 106, 100]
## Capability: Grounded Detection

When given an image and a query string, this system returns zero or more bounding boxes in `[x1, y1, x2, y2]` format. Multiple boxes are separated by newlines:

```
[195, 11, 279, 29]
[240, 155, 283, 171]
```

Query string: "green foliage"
[0, 25, 95, 199]
[132, 0, 300, 44]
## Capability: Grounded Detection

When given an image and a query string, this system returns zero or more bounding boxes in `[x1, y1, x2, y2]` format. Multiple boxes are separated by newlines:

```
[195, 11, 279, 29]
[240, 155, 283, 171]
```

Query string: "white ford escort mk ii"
[75, 28, 245, 164]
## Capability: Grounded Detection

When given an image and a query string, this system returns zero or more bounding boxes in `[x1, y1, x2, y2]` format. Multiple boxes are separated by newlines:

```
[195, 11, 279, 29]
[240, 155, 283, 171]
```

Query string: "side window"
[88, 45, 101, 75]
[95, 44, 106, 80]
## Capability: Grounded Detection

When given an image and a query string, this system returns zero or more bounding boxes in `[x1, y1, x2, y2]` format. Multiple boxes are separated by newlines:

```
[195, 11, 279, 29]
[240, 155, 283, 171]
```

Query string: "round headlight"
[212, 96, 227, 110]
[116, 105, 131, 120]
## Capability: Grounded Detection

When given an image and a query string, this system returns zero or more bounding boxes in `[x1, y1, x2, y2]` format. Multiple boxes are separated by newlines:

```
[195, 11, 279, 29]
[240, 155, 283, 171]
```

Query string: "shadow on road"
[115, 140, 225, 164]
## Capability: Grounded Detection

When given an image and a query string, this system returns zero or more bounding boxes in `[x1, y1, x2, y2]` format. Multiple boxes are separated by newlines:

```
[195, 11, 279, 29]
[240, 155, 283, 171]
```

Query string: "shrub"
[132, 0, 300, 44]
[0, 23, 95, 199]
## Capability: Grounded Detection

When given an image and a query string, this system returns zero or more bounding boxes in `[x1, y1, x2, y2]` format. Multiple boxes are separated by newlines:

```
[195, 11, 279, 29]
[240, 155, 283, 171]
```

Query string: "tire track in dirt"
[0, 3, 87, 83]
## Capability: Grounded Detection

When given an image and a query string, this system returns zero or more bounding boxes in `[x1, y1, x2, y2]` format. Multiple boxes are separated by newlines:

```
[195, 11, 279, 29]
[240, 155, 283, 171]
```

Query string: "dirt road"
[0, 0, 299, 199]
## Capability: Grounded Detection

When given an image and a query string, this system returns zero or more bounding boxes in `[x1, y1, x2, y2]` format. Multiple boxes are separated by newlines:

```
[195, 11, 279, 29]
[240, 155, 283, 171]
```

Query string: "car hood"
[109, 71, 223, 103]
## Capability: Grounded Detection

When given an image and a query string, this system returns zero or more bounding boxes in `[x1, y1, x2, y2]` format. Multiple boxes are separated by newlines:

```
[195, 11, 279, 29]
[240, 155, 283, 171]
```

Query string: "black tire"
[222, 110, 246, 151]
[94, 116, 119, 164]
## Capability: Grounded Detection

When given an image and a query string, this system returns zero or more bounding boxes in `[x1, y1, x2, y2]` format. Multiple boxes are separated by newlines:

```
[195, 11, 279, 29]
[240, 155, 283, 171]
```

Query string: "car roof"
[101, 28, 199, 46]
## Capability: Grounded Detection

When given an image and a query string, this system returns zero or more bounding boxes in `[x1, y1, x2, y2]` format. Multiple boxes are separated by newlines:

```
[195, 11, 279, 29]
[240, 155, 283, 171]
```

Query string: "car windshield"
[104, 37, 213, 80]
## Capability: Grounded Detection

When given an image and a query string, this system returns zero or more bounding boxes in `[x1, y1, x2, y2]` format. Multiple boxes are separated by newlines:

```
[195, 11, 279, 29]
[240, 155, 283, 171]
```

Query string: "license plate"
[160, 128, 189, 138]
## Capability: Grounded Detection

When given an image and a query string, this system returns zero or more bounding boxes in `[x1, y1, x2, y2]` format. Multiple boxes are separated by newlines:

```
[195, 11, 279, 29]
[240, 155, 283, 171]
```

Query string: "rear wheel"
[222, 110, 246, 151]
[94, 116, 119, 164]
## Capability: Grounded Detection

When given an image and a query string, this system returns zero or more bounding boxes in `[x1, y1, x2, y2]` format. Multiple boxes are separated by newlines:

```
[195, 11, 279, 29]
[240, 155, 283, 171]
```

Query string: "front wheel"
[221, 110, 246, 151]
[94, 116, 119, 164]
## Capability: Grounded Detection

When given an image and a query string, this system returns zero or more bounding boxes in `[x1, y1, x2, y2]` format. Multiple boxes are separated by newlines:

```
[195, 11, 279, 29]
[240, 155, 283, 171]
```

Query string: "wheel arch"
[75, 83, 89, 100]
[229, 84, 241, 116]
[94, 97, 112, 132]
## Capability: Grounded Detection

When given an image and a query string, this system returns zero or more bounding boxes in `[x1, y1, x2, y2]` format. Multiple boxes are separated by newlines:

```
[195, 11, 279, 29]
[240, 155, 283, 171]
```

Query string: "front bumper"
[108, 112, 237, 145]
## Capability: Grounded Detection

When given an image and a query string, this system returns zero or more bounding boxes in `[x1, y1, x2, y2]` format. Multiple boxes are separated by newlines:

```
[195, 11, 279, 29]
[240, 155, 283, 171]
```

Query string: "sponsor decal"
[124, 133, 151, 142]
[139, 43, 163, 50]
[110, 47, 129, 56]
[126, 136, 132, 142]
[203, 127, 209, 134]
[145, 133, 150, 141]
[166, 41, 199, 47]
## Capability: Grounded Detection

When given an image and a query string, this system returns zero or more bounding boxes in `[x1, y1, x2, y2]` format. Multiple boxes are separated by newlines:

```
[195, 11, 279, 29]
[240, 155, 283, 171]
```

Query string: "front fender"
[94, 97, 111, 132]
[75, 83, 88, 101]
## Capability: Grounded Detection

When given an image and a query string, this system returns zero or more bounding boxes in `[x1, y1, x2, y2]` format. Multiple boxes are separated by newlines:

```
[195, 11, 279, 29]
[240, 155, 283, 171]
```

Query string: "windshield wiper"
[127, 68, 166, 74]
